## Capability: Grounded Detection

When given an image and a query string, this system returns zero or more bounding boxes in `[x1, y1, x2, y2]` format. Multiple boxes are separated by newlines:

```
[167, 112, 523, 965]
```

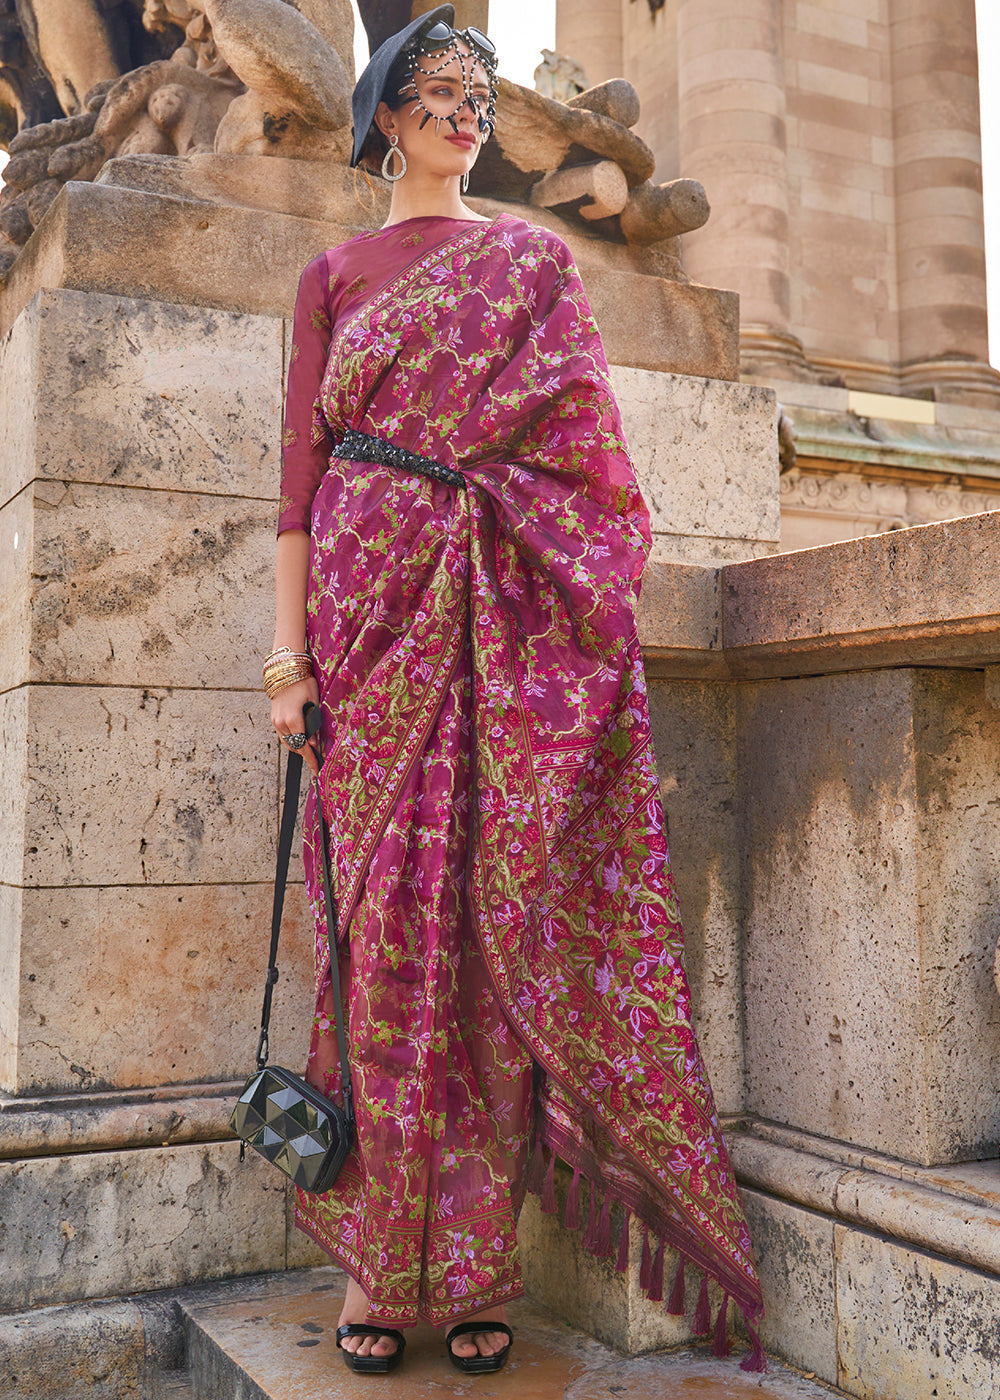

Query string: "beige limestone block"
[789, 90, 892, 139]
[741, 669, 926, 1160]
[518, 1186, 726, 1353]
[795, 6, 869, 46]
[11, 882, 313, 1095]
[611, 369, 779, 544]
[0, 487, 31, 694]
[0, 885, 23, 1091]
[722, 511, 1000, 675]
[740, 668, 1000, 1165]
[21, 685, 277, 888]
[788, 146, 890, 195]
[796, 118, 873, 163]
[912, 670, 1000, 1160]
[26, 482, 275, 690]
[0, 299, 37, 509]
[738, 1189, 837, 1384]
[799, 180, 872, 221]
[0, 1140, 287, 1311]
[647, 680, 742, 1111]
[796, 60, 870, 105]
[648, 534, 779, 567]
[1, 287, 281, 503]
[585, 272, 739, 381]
[792, 30, 885, 80]
[835, 1227, 1000, 1399]
[0, 687, 29, 888]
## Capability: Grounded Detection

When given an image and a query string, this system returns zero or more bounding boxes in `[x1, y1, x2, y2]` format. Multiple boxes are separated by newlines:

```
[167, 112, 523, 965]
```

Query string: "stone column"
[676, 0, 806, 376]
[891, 0, 999, 406]
[554, 0, 623, 90]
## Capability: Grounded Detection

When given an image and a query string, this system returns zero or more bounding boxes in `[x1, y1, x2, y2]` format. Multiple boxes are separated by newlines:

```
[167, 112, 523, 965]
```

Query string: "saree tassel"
[595, 1193, 613, 1257]
[639, 1225, 653, 1291]
[740, 1319, 768, 1373]
[712, 1294, 730, 1357]
[565, 1167, 581, 1229]
[647, 1238, 665, 1303]
[666, 1255, 686, 1316]
[693, 1273, 711, 1334]
[582, 1180, 599, 1250]
[615, 1209, 631, 1273]
[527, 1138, 545, 1196]
[541, 1149, 557, 1215]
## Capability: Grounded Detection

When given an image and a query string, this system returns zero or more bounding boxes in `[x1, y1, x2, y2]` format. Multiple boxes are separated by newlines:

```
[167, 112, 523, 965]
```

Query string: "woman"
[267, 5, 764, 1378]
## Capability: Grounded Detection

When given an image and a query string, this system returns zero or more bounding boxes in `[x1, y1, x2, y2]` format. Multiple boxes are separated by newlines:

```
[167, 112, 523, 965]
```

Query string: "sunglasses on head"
[418, 21, 498, 70]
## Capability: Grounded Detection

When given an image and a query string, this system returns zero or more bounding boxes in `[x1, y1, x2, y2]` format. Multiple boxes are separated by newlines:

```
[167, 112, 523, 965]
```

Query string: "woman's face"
[376, 41, 491, 182]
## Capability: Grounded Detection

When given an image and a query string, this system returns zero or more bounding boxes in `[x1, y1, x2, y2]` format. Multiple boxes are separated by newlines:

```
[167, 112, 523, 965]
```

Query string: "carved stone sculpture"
[533, 48, 588, 103]
[0, 0, 710, 279]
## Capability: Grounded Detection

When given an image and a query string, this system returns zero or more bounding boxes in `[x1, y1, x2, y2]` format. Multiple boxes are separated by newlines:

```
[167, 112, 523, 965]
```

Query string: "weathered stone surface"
[0, 487, 31, 695]
[0, 1140, 287, 1311]
[24, 481, 275, 690]
[0, 1083, 237, 1159]
[0, 885, 23, 1093]
[0, 687, 29, 889]
[515, 1190, 726, 1354]
[10, 883, 312, 1095]
[647, 679, 742, 1112]
[21, 685, 277, 888]
[0, 1293, 177, 1400]
[722, 512, 1000, 677]
[741, 668, 1000, 1164]
[98, 151, 390, 226]
[612, 369, 779, 550]
[179, 1267, 833, 1394]
[739, 1189, 837, 1385]
[0, 287, 282, 503]
[0, 182, 740, 380]
[0, 300, 37, 507]
[836, 1227, 1000, 1400]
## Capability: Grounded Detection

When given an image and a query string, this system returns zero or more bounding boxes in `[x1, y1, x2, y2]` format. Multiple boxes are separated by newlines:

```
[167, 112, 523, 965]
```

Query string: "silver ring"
[284, 732, 307, 750]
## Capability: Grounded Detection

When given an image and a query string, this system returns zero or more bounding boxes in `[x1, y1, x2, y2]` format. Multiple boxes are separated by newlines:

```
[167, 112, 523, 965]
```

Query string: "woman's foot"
[337, 1276, 401, 1362]
[445, 1307, 513, 1370]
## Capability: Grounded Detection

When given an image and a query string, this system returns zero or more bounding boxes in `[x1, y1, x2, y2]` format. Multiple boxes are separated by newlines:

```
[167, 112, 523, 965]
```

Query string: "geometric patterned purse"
[231, 704, 355, 1193]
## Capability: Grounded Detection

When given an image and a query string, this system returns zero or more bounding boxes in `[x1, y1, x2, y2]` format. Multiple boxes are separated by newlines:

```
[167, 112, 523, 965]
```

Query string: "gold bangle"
[264, 669, 314, 700]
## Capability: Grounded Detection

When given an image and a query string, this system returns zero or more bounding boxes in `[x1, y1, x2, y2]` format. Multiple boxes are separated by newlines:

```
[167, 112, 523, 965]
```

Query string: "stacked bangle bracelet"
[263, 646, 314, 700]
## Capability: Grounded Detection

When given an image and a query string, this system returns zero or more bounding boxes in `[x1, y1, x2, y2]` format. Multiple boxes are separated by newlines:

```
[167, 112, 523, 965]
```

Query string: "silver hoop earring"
[381, 135, 407, 182]
[461, 170, 470, 193]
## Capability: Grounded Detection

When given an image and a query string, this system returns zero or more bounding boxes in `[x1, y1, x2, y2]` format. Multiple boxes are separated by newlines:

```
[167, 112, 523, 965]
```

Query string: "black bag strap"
[254, 704, 354, 1125]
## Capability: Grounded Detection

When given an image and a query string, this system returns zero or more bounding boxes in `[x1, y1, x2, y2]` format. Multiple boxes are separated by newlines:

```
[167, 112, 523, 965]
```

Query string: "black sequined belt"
[332, 428, 466, 490]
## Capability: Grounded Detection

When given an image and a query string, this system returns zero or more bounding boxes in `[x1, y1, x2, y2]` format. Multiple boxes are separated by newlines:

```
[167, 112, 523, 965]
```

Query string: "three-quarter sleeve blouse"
[278, 255, 337, 535]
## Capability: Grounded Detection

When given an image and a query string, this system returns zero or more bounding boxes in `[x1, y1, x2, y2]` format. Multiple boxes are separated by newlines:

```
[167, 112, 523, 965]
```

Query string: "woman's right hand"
[271, 676, 322, 777]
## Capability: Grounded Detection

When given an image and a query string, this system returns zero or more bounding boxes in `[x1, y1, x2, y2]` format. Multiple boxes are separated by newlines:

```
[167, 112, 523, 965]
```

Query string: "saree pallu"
[289, 213, 764, 1362]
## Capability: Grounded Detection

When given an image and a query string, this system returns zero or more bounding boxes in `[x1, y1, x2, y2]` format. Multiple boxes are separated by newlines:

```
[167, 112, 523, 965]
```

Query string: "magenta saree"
[279, 212, 764, 1363]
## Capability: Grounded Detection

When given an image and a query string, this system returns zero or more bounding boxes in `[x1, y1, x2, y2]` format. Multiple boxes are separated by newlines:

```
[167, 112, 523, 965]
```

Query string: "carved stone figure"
[533, 48, 587, 103]
[0, 0, 710, 279]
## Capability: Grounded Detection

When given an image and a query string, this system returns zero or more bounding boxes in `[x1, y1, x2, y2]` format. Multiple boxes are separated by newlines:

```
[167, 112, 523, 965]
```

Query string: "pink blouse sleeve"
[278, 254, 335, 535]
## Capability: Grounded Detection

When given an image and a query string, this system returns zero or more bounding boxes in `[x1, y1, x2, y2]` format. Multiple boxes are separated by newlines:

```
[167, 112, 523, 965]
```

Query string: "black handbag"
[231, 704, 355, 1193]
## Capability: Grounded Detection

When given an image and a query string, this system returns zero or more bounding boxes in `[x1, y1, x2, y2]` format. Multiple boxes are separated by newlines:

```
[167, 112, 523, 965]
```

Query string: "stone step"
[178, 1266, 850, 1400]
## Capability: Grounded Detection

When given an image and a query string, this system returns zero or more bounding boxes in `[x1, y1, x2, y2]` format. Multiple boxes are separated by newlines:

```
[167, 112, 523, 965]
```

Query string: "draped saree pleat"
[279, 212, 764, 1355]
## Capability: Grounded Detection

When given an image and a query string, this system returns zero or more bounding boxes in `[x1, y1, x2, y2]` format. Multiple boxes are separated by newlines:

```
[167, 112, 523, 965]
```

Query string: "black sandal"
[446, 1321, 513, 1374]
[336, 1323, 406, 1374]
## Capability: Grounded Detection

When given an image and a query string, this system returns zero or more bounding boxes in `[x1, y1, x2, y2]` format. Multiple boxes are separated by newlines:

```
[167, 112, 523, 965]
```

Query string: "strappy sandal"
[336, 1323, 406, 1374]
[446, 1321, 513, 1374]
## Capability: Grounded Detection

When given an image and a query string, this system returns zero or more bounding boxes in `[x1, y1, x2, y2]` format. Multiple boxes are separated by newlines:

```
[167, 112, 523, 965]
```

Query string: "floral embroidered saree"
[278, 212, 764, 1364]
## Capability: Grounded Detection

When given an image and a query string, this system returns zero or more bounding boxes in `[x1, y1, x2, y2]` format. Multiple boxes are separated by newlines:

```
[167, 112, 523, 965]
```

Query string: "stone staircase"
[1, 1265, 852, 1399]
[169, 1267, 848, 1400]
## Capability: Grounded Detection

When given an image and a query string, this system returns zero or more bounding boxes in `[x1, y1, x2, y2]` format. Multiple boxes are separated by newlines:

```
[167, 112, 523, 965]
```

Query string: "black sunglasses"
[419, 21, 498, 69]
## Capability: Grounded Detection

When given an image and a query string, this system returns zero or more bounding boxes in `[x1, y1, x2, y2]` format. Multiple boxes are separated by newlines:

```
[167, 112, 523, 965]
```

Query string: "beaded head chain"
[401, 20, 499, 141]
